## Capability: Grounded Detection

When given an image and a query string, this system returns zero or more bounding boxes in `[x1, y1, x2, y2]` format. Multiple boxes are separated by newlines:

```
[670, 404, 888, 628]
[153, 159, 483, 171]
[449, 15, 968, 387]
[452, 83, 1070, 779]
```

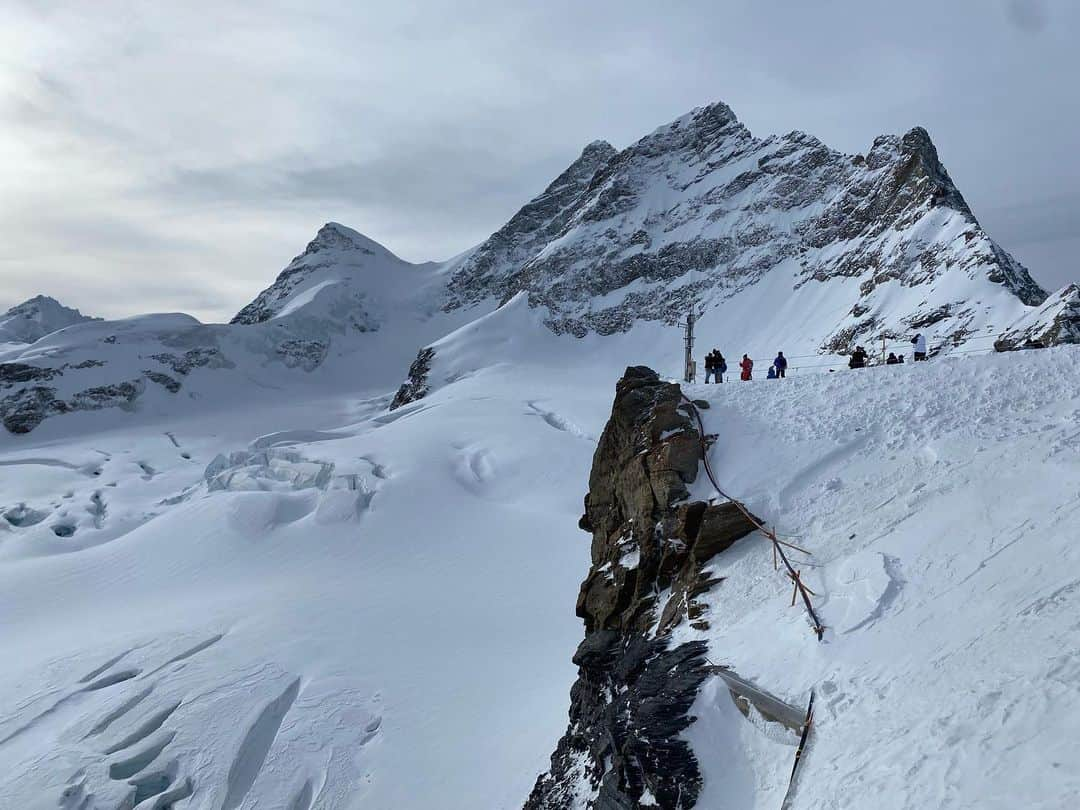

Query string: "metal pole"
[684, 305, 696, 383]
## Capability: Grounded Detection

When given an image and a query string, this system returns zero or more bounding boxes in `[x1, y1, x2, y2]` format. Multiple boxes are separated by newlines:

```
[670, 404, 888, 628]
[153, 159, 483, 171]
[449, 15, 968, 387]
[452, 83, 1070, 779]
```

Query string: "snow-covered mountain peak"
[230, 223, 420, 326]
[637, 99, 750, 155]
[303, 221, 404, 262]
[443, 100, 1048, 348]
[0, 295, 100, 345]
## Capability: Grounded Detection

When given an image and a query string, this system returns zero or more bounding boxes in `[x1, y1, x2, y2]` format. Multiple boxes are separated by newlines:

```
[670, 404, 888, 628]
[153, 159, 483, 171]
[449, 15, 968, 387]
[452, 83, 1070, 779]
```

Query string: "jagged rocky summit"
[526, 366, 759, 809]
[444, 102, 1048, 349]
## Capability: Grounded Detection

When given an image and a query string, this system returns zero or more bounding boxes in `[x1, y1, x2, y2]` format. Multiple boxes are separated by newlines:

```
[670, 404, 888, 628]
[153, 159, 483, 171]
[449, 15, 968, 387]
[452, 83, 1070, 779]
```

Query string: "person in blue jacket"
[773, 351, 788, 378]
[766, 365, 777, 379]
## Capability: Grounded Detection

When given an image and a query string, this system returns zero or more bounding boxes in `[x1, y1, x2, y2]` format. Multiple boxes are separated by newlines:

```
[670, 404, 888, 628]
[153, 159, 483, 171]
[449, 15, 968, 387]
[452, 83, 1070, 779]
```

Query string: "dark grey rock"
[0, 363, 64, 388]
[526, 366, 758, 809]
[143, 371, 182, 393]
[275, 339, 328, 371]
[390, 347, 435, 410]
[1, 378, 145, 434]
[149, 348, 229, 376]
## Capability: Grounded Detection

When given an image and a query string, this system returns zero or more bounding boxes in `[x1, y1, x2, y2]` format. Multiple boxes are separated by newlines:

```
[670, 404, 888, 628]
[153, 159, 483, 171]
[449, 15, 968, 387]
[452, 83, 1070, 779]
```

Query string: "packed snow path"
[681, 348, 1080, 809]
[1, 343, 1077, 808]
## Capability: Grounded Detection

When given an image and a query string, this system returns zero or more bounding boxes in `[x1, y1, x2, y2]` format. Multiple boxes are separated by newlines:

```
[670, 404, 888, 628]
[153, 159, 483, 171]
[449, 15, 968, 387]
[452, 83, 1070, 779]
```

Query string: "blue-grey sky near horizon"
[1, 0, 1077, 322]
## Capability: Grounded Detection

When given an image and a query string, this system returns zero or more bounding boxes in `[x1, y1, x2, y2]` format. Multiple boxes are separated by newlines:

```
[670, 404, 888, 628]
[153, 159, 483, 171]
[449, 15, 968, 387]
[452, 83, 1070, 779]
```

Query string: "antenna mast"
[681, 302, 701, 383]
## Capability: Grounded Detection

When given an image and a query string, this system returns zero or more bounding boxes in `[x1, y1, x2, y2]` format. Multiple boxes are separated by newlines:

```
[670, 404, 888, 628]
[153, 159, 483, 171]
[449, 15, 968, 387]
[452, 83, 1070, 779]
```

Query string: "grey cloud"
[1007, 0, 1048, 32]
[1, 0, 1078, 321]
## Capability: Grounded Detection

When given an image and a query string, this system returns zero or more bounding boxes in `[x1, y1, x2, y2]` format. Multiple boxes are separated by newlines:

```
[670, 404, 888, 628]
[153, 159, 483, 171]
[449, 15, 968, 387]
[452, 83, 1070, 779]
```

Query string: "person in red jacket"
[740, 354, 753, 381]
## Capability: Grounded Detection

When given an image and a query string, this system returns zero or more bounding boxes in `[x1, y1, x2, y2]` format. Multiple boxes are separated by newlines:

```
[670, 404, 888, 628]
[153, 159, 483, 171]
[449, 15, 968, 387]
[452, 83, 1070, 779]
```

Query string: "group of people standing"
[704, 333, 929, 382]
[851, 333, 929, 369]
[703, 350, 787, 382]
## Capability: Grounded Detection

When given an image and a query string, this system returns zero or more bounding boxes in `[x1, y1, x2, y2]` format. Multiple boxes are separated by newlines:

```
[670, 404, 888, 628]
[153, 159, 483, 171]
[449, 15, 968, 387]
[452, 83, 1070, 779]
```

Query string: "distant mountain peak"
[0, 295, 99, 344]
[230, 223, 414, 326]
[303, 222, 402, 261]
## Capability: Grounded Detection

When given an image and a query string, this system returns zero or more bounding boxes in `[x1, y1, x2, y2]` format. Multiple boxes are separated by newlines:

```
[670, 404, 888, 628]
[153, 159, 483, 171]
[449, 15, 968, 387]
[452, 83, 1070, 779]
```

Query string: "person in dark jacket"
[848, 346, 868, 369]
[886, 352, 899, 365]
[715, 351, 727, 383]
[704, 351, 716, 383]
[766, 365, 777, 379]
[774, 351, 788, 378]
[740, 354, 753, 381]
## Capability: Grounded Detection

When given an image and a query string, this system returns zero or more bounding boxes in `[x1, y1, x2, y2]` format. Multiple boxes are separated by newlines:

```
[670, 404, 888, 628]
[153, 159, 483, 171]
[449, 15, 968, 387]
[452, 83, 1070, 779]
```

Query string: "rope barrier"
[680, 395, 826, 640]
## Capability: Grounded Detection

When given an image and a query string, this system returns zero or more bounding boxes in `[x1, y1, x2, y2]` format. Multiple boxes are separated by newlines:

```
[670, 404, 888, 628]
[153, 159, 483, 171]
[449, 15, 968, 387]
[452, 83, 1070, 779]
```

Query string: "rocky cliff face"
[526, 367, 758, 809]
[995, 283, 1080, 351]
[443, 103, 1046, 348]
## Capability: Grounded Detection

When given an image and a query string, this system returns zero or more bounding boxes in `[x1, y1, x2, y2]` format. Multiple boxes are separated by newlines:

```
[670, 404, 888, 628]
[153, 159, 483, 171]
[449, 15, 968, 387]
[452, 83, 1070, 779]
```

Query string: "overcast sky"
[1, 0, 1077, 323]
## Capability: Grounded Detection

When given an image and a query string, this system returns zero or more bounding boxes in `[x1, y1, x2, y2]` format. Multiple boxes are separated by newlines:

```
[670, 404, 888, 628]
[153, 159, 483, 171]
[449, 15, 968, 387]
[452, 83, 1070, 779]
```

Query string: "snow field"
[1, 291, 1076, 808]
[678, 346, 1080, 809]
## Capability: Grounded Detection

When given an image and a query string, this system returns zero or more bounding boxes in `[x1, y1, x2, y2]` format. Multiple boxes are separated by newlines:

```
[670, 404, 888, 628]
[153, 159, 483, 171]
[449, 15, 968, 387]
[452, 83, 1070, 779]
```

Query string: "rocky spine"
[526, 367, 758, 809]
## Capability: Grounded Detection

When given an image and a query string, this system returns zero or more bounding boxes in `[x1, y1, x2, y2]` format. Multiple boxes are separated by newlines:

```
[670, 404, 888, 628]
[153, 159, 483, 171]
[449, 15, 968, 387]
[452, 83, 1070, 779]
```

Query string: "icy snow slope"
[674, 346, 1080, 809]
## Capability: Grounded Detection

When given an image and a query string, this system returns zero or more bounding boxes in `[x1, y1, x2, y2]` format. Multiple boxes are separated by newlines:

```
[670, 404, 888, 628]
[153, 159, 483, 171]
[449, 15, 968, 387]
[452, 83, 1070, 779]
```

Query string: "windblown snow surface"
[1, 287, 1077, 808]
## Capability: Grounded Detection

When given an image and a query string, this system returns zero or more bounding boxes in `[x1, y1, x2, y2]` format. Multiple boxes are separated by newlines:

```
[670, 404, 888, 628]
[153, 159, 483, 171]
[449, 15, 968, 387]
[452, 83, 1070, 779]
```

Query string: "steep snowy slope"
[0, 295, 99, 346]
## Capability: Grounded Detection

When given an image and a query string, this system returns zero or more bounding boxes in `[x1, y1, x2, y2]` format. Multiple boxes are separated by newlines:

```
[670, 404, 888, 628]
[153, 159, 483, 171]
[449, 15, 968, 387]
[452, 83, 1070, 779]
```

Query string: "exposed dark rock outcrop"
[526, 366, 758, 809]
[1, 379, 144, 434]
[148, 348, 230, 376]
[995, 283, 1080, 351]
[389, 347, 435, 410]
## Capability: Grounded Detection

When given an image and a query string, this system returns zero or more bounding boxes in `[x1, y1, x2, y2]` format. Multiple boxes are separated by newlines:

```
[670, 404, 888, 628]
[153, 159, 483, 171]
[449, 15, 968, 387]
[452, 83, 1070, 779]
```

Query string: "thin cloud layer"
[1, 0, 1077, 322]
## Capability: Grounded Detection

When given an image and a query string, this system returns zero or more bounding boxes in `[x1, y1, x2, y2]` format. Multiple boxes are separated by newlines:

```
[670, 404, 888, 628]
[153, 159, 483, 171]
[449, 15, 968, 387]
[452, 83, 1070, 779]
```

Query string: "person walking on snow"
[911, 333, 928, 361]
[740, 354, 754, 381]
[774, 351, 788, 378]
